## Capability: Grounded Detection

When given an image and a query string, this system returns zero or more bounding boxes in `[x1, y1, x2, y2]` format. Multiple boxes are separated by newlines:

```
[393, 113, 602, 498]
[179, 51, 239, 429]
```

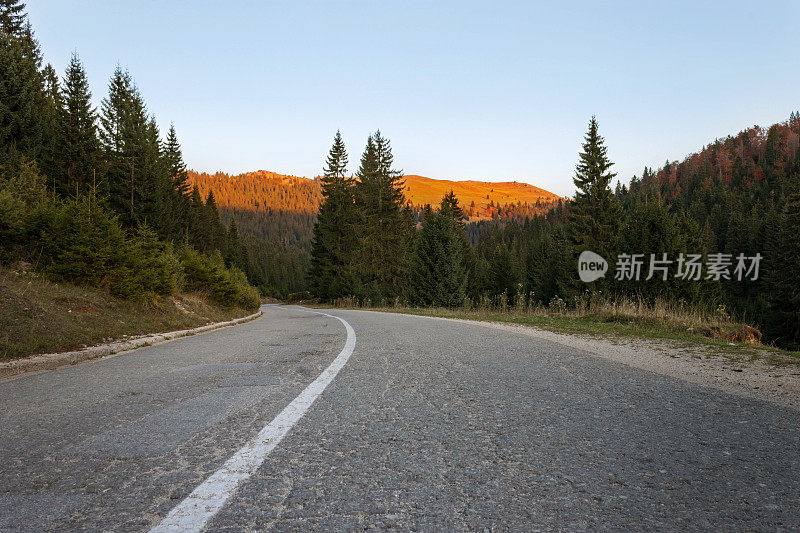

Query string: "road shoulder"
[357, 309, 800, 411]
[0, 308, 263, 381]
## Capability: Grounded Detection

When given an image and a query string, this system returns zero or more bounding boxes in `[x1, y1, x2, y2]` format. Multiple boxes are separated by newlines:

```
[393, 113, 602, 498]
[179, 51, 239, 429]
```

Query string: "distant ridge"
[187, 170, 561, 220]
[402, 174, 560, 214]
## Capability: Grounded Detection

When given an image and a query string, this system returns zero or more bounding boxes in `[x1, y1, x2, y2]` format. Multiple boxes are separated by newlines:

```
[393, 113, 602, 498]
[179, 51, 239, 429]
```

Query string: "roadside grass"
[0, 268, 252, 361]
[311, 296, 800, 366]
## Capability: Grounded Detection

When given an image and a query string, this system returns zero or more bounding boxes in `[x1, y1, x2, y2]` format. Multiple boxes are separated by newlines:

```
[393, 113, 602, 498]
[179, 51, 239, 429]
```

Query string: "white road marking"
[150, 308, 356, 533]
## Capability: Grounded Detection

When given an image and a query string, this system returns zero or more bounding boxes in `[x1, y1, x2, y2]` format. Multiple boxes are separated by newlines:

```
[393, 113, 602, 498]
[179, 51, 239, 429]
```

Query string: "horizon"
[27, 1, 800, 196]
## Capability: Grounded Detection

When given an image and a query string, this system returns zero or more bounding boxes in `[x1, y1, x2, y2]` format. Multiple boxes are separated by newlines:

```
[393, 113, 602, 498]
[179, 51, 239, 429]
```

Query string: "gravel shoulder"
[401, 313, 800, 411]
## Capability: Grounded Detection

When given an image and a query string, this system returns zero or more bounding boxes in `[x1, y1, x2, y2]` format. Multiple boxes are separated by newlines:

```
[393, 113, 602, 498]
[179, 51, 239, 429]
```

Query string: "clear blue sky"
[27, 1, 800, 196]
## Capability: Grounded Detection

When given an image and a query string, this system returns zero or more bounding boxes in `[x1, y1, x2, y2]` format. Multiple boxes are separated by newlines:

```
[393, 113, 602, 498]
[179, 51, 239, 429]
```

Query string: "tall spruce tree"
[0, 6, 44, 175]
[58, 53, 100, 197]
[765, 174, 800, 348]
[408, 193, 468, 307]
[568, 116, 622, 288]
[100, 68, 172, 232]
[309, 130, 359, 300]
[163, 123, 191, 240]
[204, 190, 227, 252]
[354, 130, 414, 303]
[164, 124, 189, 198]
[488, 243, 519, 303]
[100, 67, 134, 220]
[0, 0, 26, 35]
[38, 63, 62, 187]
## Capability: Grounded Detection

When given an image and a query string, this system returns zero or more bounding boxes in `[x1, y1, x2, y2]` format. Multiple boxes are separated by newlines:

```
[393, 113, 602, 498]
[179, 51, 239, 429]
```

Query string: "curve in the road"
[150, 308, 356, 533]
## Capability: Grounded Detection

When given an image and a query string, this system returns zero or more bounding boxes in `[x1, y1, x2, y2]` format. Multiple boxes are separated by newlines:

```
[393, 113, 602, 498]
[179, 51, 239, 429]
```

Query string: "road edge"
[341, 308, 800, 411]
[0, 308, 264, 381]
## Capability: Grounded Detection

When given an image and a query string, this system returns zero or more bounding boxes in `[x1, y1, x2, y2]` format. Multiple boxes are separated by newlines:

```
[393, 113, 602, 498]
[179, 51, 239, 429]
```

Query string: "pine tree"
[164, 124, 189, 198]
[408, 194, 468, 307]
[224, 217, 248, 272]
[139, 116, 172, 233]
[568, 116, 622, 289]
[204, 190, 226, 252]
[58, 53, 100, 197]
[0, 0, 26, 36]
[488, 243, 519, 303]
[188, 184, 207, 250]
[308, 130, 359, 300]
[765, 174, 800, 348]
[163, 123, 191, 240]
[525, 231, 560, 305]
[38, 63, 62, 187]
[100, 67, 135, 221]
[0, 8, 44, 175]
[100, 68, 172, 233]
[354, 130, 414, 303]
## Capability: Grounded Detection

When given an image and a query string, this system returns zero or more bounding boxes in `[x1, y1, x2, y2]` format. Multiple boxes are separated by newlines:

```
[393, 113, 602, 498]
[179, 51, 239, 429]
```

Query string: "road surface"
[0, 305, 798, 531]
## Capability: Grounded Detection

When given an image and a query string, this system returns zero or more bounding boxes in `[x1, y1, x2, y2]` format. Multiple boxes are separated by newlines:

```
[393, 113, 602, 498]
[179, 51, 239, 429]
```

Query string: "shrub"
[40, 197, 128, 287]
[179, 247, 260, 310]
[0, 159, 50, 260]
[39, 199, 181, 301]
[109, 226, 181, 300]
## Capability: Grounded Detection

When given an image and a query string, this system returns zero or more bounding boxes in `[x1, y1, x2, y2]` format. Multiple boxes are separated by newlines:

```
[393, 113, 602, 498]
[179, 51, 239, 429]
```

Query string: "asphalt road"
[0, 304, 798, 531]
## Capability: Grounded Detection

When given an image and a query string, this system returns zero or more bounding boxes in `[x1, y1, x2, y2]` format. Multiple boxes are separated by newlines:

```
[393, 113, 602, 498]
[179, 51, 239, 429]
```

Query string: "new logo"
[578, 250, 608, 282]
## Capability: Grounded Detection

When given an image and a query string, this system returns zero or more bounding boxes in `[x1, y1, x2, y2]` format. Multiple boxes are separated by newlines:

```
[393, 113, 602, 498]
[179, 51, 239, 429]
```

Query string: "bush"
[40, 197, 128, 286]
[0, 159, 49, 260]
[39, 198, 181, 301]
[108, 226, 181, 300]
[179, 247, 260, 310]
[1, 166, 258, 310]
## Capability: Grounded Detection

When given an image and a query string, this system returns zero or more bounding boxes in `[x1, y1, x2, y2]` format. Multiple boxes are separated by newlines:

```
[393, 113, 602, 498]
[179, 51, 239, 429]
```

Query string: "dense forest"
[0, 1, 259, 310]
[187, 170, 321, 295]
[187, 170, 560, 295]
[310, 117, 800, 349]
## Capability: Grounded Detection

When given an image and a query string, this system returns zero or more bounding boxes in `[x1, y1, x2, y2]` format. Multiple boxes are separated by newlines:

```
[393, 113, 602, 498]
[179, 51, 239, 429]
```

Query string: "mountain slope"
[187, 171, 560, 220]
[402, 174, 559, 214]
[186, 170, 560, 295]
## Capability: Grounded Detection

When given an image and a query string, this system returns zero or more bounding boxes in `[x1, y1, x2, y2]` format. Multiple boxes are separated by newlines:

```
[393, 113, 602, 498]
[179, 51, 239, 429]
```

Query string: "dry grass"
[0, 268, 252, 361]
[325, 293, 793, 355]
[332, 293, 731, 327]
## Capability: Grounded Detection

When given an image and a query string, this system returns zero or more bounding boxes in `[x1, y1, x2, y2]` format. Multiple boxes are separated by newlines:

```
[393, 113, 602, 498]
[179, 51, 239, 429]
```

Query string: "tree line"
[310, 116, 800, 349]
[0, 0, 259, 309]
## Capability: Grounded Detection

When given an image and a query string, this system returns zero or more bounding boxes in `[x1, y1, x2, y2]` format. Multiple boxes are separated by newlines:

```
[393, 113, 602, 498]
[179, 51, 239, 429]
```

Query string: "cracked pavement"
[0, 305, 798, 531]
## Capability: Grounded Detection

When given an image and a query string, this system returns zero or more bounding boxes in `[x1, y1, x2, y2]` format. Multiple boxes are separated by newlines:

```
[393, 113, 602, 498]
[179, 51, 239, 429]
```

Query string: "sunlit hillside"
[186, 170, 561, 294]
[403, 174, 560, 219]
[187, 171, 561, 220]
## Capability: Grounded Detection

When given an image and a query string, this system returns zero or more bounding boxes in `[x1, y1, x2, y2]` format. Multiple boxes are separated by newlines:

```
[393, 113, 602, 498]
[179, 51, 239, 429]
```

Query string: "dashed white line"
[150, 308, 356, 532]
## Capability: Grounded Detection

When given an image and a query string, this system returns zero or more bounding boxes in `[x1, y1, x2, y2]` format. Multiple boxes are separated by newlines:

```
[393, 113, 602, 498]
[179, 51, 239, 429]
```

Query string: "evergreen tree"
[0, 9, 43, 175]
[408, 194, 468, 307]
[100, 67, 135, 221]
[488, 243, 519, 303]
[224, 217, 248, 273]
[100, 68, 172, 232]
[764, 175, 800, 348]
[525, 231, 560, 305]
[138, 116, 172, 232]
[164, 124, 189, 198]
[57, 53, 100, 197]
[204, 190, 226, 251]
[188, 184, 207, 250]
[163, 124, 191, 240]
[0, 0, 26, 36]
[38, 63, 62, 187]
[354, 130, 414, 303]
[308, 130, 359, 300]
[568, 116, 622, 286]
